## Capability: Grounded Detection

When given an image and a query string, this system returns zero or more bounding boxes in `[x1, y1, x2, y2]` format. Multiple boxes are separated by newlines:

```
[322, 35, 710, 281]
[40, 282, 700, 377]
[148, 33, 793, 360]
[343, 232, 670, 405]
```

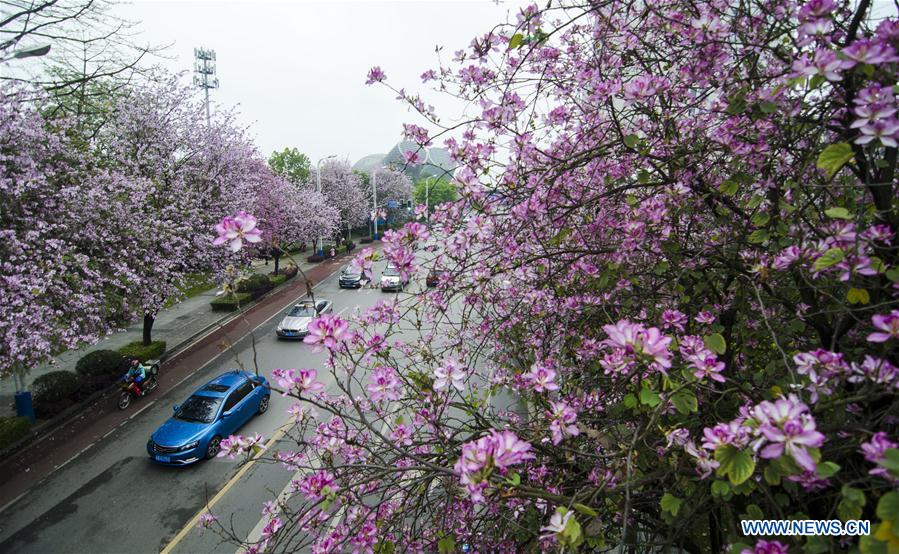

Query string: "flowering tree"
[0, 89, 137, 380]
[311, 160, 369, 243]
[207, 1, 899, 553]
[365, 167, 412, 225]
[96, 78, 257, 345]
[251, 164, 338, 273]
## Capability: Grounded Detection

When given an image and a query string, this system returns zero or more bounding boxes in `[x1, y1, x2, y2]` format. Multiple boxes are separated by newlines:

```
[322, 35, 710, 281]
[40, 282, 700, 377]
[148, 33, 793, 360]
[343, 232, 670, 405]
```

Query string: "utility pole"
[372, 170, 379, 240]
[193, 47, 219, 126]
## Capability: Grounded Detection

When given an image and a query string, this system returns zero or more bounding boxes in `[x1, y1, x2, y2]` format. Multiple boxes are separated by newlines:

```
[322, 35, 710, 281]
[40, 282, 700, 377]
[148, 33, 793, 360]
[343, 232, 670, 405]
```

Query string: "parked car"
[147, 371, 270, 466]
[380, 265, 407, 292]
[276, 299, 333, 338]
[426, 269, 444, 288]
[338, 265, 367, 288]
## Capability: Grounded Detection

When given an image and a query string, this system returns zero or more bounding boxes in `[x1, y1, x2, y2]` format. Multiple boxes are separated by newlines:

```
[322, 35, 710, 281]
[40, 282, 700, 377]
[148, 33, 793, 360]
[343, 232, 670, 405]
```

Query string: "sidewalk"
[0, 253, 339, 418]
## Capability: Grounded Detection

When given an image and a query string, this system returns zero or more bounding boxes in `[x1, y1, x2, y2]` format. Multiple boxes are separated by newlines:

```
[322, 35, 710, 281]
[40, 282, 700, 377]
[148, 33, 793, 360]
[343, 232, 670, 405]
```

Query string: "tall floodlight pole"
[193, 47, 219, 126]
[316, 155, 336, 256]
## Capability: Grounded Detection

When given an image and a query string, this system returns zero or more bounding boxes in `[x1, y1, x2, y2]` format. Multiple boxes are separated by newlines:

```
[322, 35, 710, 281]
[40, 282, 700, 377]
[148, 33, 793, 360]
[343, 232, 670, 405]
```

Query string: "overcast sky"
[113, 0, 526, 166]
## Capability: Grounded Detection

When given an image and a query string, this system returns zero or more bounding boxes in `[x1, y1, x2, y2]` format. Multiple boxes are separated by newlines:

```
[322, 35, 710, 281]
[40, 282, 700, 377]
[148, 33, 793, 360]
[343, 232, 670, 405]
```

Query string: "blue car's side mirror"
[173, 404, 180, 413]
[222, 410, 232, 419]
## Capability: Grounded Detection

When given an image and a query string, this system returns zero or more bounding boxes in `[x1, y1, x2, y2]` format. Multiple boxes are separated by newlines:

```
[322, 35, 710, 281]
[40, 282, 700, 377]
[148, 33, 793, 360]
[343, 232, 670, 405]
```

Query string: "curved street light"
[316, 155, 337, 256]
[1, 44, 51, 63]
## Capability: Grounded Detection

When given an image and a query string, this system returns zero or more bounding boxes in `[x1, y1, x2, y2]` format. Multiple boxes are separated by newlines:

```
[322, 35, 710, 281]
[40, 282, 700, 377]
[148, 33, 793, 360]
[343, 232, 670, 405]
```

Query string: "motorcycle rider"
[125, 359, 147, 396]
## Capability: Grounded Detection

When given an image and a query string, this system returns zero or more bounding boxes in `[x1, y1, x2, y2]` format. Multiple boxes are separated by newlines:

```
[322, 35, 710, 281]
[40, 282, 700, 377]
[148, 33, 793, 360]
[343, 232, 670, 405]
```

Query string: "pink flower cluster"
[753, 395, 826, 472]
[433, 358, 466, 391]
[454, 430, 534, 502]
[547, 401, 579, 445]
[852, 84, 899, 148]
[272, 368, 325, 396]
[679, 335, 726, 383]
[601, 320, 673, 374]
[212, 211, 262, 252]
[367, 366, 401, 403]
[303, 313, 351, 352]
[218, 433, 266, 460]
[860, 432, 899, 481]
[523, 361, 559, 393]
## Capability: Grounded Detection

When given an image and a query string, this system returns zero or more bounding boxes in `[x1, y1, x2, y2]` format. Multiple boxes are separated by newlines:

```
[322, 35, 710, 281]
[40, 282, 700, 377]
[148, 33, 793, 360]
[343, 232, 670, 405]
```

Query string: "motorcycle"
[117, 360, 161, 410]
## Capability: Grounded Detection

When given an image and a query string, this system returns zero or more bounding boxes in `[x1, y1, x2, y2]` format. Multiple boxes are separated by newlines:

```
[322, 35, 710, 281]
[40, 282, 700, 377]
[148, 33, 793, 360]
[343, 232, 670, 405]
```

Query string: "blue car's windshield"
[175, 395, 222, 423]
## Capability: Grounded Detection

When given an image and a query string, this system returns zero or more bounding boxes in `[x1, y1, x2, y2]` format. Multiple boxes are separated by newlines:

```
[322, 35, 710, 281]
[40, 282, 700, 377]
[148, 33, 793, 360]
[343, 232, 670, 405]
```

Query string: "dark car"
[147, 371, 270, 465]
[338, 265, 367, 288]
[426, 269, 442, 287]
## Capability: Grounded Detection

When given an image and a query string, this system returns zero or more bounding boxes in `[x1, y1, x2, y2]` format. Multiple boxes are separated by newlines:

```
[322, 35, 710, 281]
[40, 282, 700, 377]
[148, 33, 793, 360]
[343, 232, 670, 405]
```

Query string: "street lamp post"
[316, 155, 336, 256]
[0, 44, 51, 63]
[372, 170, 379, 240]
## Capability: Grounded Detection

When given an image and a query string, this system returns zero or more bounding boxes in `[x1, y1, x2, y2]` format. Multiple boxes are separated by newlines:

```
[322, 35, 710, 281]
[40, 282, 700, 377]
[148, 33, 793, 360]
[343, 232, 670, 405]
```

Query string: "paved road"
[0, 259, 409, 554]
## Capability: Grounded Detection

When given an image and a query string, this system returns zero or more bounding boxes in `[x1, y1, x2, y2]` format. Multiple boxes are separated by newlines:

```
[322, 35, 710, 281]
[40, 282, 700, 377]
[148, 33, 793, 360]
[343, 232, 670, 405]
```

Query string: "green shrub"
[210, 292, 253, 312]
[236, 273, 273, 292]
[32, 371, 81, 403]
[279, 264, 298, 278]
[75, 350, 125, 377]
[271, 274, 287, 286]
[307, 254, 324, 263]
[0, 417, 31, 450]
[118, 341, 166, 362]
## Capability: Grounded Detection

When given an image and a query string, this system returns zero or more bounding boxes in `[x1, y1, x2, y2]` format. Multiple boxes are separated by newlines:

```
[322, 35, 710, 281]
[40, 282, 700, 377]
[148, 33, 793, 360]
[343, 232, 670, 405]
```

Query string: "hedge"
[75, 350, 125, 377]
[210, 292, 252, 312]
[271, 274, 287, 286]
[360, 237, 374, 244]
[32, 371, 81, 404]
[0, 417, 31, 451]
[237, 273, 273, 292]
[307, 254, 324, 263]
[276, 264, 298, 279]
[118, 341, 166, 362]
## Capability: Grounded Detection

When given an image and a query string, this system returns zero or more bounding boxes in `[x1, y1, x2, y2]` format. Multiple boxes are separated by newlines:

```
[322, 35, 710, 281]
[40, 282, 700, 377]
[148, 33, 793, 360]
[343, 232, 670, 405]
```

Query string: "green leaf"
[640, 387, 661, 407]
[623, 393, 637, 409]
[842, 485, 866, 506]
[886, 267, 899, 283]
[573, 503, 599, 517]
[726, 91, 748, 114]
[437, 536, 455, 554]
[623, 134, 640, 149]
[711, 480, 731, 498]
[817, 461, 840, 478]
[660, 493, 682, 516]
[671, 391, 698, 414]
[825, 206, 852, 220]
[813, 247, 845, 271]
[763, 464, 781, 485]
[751, 212, 770, 226]
[747, 229, 769, 243]
[704, 333, 727, 355]
[719, 179, 738, 196]
[715, 446, 756, 485]
[759, 101, 778, 114]
[561, 512, 583, 547]
[745, 504, 764, 520]
[847, 287, 871, 305]
[878, 449, 899, 475]
[817, 142, 854, 179]
[838, 499, 863, 522]
[375, 540, 396, 554]
[637, 169, 651, 184]
[859, 534, 888, 554]
[877, 491, 899, 521]
[508, 33, 523, 49]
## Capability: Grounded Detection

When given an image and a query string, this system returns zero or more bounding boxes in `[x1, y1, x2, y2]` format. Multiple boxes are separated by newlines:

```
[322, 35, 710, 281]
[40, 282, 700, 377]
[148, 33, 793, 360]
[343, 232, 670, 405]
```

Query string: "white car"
[275, 299, 333, 339]
[380, 265, 407, 292]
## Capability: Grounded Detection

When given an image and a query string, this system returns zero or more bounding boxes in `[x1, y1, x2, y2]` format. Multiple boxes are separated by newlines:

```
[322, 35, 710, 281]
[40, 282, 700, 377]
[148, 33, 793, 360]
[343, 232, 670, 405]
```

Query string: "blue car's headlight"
[179, 440, 200, 452]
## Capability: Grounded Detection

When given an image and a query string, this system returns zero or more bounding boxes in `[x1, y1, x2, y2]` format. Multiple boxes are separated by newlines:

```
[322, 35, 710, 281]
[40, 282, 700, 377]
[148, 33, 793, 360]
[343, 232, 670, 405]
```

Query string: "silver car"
[275, 299, 333, 339]
[380, 265, 407, 292]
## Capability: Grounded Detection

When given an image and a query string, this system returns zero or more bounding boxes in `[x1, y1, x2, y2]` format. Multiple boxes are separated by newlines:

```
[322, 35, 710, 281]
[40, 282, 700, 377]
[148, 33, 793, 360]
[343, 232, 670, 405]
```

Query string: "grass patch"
[0, 417, 31, 451]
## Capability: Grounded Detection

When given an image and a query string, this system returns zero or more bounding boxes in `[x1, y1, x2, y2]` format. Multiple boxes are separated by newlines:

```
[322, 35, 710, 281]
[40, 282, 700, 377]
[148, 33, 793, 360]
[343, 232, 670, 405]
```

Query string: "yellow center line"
[160, 420, 293, 554]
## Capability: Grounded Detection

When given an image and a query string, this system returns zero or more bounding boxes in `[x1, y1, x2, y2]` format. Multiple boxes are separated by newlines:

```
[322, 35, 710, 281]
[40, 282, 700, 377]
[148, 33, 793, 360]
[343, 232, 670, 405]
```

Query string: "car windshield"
[383, 267, 399, 277]
[175, 395, 222, 423]
[342, 266, 359, 276]
[288, 305, 316, 317]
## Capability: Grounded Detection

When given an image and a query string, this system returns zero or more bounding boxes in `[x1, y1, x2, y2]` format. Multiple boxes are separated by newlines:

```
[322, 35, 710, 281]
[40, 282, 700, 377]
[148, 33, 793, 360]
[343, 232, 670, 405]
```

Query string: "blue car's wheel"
[258, 395, 270, 415]
[205, 436, 221, 459]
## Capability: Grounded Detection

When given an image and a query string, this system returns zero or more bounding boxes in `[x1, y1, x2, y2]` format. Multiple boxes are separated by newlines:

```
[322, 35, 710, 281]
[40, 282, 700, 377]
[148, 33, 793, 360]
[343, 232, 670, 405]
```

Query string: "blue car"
[147, 371, 270, 466]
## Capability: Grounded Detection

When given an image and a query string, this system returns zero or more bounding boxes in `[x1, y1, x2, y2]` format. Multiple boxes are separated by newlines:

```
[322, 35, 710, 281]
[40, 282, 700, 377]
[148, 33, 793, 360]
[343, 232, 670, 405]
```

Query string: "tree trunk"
[143, 313, 154, 346]
[273, 252, 281, 275]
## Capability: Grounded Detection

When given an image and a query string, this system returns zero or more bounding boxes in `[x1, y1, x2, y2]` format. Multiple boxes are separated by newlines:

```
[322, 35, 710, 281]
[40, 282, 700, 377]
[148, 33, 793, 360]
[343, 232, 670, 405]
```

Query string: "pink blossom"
[434, 358, 466, 391]
[212, 212, 262, 252]
[860, 432, 899, 479]
[540, 508, 573, 539]
[365, 66, 386, 85]
[524, 362, 559, 393]
[547, 401, 579, 445]
[753, 395, 825, 471]
[741, 539, 789, 554]
[367, 366, 401, 402]
[602, 320, 673, 372]
[304, 313, 351, 352]
[867, 310, 899, 342]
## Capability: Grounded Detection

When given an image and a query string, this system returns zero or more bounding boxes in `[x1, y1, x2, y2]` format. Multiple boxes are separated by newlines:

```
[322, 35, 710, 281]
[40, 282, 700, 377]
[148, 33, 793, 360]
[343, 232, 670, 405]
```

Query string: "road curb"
[0, 252, 357, 465]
